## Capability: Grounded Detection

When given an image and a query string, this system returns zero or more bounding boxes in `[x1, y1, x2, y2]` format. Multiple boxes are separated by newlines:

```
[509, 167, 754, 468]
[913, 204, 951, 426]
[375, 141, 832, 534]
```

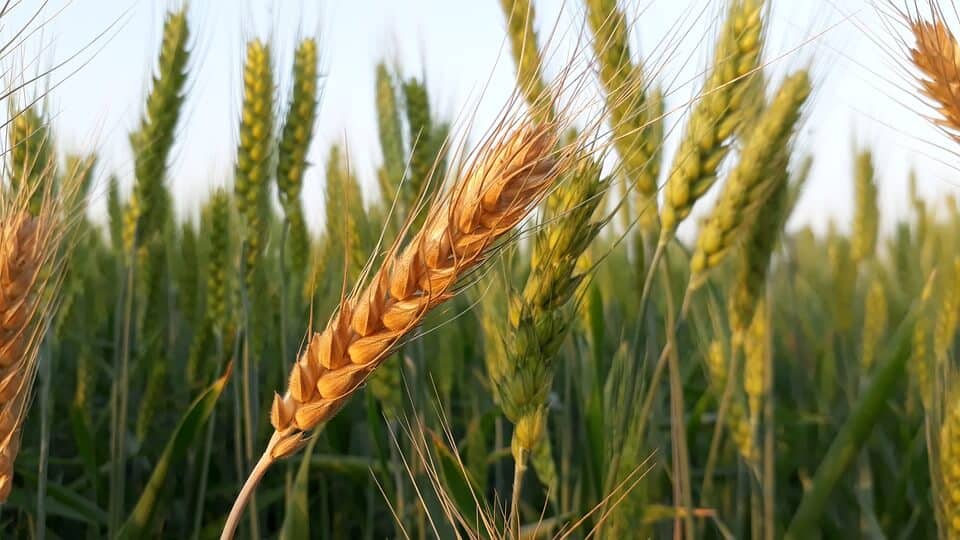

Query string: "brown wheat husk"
[909, 15, 960, 138]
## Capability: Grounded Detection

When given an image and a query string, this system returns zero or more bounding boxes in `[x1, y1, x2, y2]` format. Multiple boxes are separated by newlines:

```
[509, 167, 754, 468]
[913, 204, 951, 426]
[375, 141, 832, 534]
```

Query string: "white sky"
[4, 0, 958, 237]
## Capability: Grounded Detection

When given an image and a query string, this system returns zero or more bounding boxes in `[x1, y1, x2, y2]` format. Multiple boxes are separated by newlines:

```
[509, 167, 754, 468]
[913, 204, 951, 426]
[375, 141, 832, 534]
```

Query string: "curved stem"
[221, 434, 279, 540]
[508, 445, 528, 539]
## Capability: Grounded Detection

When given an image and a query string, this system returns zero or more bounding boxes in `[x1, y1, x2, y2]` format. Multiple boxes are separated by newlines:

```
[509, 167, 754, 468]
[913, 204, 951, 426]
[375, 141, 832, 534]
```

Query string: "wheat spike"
[689, 71, 810, 288]
[125, 8, 190, 252]
[221, 117, 572, 539]
[277, 38, 319, 272]
[233, 39, 275, 289]
[659, 0, 765, 242]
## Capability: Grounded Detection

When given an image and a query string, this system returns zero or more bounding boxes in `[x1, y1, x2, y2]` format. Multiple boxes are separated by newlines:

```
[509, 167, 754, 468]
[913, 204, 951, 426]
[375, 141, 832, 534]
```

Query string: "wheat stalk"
[220, 116, 573, 539]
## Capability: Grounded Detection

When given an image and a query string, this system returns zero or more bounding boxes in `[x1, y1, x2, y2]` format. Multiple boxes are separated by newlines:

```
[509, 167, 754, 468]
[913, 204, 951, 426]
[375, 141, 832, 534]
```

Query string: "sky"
[3, 0, 956, 237]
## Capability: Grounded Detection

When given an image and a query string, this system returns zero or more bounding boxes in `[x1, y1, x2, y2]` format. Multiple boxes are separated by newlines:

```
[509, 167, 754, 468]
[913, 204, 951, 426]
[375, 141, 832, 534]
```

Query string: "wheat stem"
[221, 432, 280, 540]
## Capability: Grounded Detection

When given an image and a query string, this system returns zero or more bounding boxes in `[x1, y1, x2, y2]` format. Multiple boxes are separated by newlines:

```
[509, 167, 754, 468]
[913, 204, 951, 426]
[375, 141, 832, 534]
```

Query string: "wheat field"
[1, 0, 960, 539]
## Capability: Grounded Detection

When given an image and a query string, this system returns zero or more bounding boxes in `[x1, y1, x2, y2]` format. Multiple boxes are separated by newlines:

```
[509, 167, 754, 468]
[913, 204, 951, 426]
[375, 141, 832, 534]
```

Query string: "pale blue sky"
[4, 0, 954, 237]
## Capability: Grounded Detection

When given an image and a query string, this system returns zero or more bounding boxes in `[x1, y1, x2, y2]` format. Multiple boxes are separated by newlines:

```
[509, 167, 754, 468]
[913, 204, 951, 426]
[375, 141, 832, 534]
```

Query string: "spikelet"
[689, 71, 810, 287]
[706, 339, 728, 390]
[233, 39, 275, 288]
[499, 0, 554, 121]
[860, 277, 887, 373]
[266, 119, 569, 461]
[907, 16, 960, 140]
[403, 78, 432, 197]
[126, 8, 189, 250]
[585, 0, 661, 229]
[496, 159, 604, 453]
[851, 148, 879, 264]
[659, 0, 765, 242]
[277, 38, 318, 272]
